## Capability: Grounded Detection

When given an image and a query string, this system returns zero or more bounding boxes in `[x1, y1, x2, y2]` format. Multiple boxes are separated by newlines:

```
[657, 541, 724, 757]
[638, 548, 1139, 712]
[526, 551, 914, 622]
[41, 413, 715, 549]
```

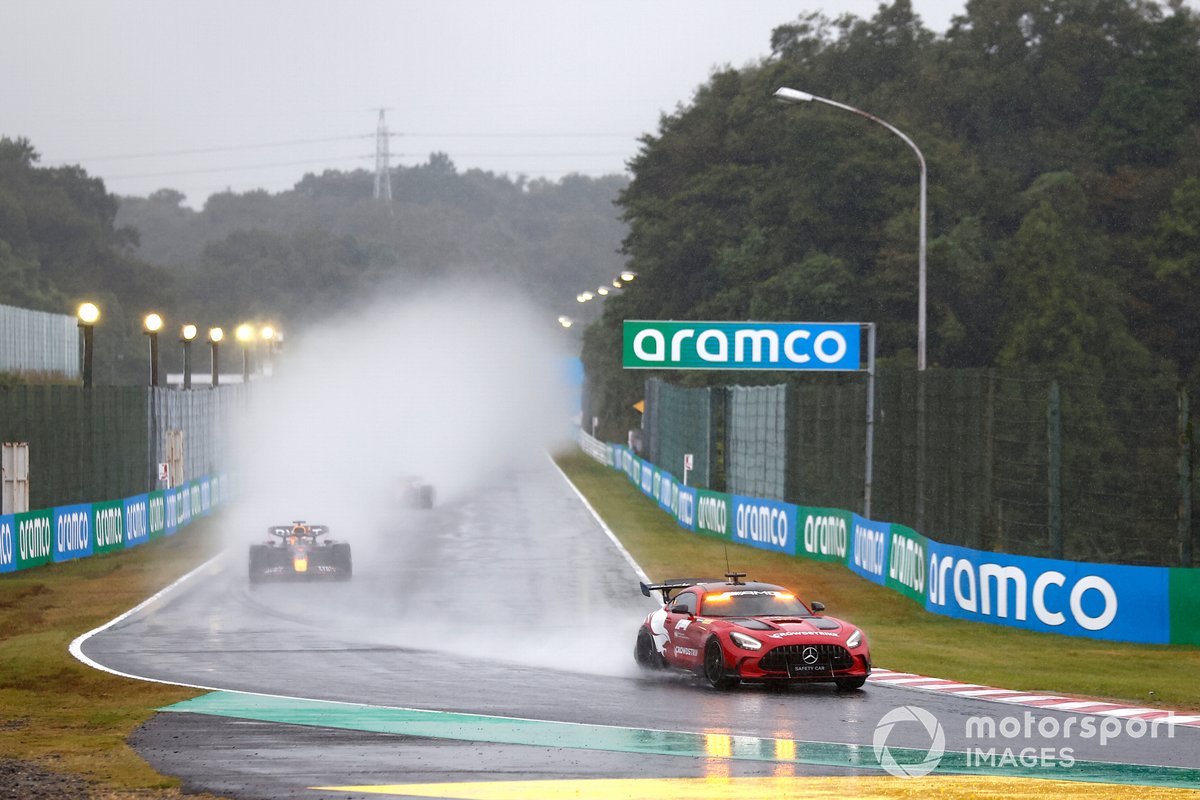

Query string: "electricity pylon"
[373, 108, 393, 202]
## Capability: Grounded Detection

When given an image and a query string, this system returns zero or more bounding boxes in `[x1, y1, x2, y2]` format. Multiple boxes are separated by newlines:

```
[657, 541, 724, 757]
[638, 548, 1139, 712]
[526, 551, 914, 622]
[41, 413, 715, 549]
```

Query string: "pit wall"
[0, 475, 228, 575]
[581, 435, 1200, 646]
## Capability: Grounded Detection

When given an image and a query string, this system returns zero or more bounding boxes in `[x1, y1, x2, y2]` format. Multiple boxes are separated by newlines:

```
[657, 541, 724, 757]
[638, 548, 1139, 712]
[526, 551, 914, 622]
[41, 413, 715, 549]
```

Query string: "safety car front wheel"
[703, 638, 740, 690]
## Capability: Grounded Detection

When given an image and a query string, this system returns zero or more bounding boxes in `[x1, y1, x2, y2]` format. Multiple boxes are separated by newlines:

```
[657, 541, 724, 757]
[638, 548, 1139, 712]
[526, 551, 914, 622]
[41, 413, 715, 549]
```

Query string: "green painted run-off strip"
[161, 692, 1200, 789]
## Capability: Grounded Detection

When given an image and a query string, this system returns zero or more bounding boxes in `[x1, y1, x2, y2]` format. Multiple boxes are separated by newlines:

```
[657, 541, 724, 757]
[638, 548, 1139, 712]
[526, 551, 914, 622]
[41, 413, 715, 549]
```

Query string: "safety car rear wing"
[639, 579, 712, 604]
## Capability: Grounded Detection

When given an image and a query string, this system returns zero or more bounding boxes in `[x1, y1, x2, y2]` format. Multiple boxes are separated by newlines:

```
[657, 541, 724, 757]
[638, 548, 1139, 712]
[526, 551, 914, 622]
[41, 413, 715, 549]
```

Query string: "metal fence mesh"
[0, 303, 79, 377]
[644, 378, 715, 488]
[726, 384, 789, 501]
[0, 385, 246, 510]
[640, 368, 1193, 566]
[150, 386, 248, 487]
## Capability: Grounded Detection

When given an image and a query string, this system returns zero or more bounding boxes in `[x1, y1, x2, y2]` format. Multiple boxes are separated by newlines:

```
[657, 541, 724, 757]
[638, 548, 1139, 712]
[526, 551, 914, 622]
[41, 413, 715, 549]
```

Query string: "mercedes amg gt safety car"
[248, 521, 352, 583]
[634, 573, 870, 690]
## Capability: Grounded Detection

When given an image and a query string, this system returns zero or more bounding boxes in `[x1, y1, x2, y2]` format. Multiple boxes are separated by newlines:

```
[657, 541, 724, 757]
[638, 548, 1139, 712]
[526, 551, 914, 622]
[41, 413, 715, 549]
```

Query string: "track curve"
[79, 455, 1200, 799]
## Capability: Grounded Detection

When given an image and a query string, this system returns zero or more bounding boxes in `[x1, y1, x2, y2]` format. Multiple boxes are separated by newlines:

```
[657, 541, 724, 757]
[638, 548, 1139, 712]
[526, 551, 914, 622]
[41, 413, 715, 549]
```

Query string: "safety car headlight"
[730, 631, 762, 651]
[846, 628, 863, 649]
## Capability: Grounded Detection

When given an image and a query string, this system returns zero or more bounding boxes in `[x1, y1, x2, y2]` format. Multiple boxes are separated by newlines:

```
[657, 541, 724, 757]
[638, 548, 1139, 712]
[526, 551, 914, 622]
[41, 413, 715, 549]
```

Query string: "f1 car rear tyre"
[836, 677, 867, 690]
[331, 543, 353, 580]
[703, 638, 740, 690]
[634, 627, 665, 670]
[248, 545, 268, 584]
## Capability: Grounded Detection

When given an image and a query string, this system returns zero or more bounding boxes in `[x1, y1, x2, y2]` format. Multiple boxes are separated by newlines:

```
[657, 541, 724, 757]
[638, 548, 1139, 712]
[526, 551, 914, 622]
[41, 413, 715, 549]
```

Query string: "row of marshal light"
[559, 271, 637, 329]
[75, 302, 281, 389]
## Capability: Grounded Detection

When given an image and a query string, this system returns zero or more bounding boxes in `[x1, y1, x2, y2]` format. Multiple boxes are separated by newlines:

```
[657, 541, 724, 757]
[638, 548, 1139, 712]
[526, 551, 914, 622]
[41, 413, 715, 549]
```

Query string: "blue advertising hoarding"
[925, 540, 1171, 644]
[731, 495, 797, 555]
[123, 494, 150, 548]
[848, 514, 891, 586]
[52, 503, 93, 563]
[0, 514, 14, 574]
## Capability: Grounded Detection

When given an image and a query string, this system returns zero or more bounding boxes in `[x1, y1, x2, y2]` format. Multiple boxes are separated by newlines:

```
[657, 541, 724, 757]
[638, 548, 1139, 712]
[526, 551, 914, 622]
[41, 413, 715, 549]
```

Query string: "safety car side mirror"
[670, 604, 691, 615]
[811, 601, 826, 613]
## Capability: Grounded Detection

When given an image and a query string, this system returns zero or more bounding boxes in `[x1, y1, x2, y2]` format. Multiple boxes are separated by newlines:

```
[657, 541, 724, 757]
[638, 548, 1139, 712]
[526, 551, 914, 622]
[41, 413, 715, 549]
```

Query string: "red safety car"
[633, 573, 870, 690]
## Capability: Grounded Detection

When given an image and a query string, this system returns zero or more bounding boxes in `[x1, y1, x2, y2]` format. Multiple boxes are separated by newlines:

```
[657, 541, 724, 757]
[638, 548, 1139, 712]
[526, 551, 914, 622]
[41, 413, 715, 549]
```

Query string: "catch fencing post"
[863, 323, 876, 518]
[1047, 380, 1063, 559]
[1179, 384, 1193, 567]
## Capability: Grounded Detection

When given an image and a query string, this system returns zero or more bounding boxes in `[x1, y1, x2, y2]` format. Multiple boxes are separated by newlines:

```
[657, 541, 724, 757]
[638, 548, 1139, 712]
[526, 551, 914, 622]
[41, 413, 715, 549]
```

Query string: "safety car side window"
[674, 591, 698, 615]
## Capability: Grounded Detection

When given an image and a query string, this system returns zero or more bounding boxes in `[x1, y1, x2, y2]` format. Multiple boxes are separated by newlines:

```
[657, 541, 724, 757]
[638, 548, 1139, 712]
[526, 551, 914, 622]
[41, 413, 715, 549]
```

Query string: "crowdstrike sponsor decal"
[849, 515, 889, 586]
[925, 541, 1170, 643]
[767, 630, 839, 639]
[623, 321, 861, 371]
[873, 706, 946, 778]
[731, 496, 795, 554]
[0, 514, 14, 573]
[673, 646, 699, 657]
[801, 511, 848, 562]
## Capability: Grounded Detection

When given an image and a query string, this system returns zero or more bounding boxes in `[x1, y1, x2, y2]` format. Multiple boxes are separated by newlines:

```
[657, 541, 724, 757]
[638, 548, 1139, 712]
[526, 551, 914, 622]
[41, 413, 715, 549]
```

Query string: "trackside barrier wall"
[581, 432, 1199, 646]
[0, 474, 228, 575]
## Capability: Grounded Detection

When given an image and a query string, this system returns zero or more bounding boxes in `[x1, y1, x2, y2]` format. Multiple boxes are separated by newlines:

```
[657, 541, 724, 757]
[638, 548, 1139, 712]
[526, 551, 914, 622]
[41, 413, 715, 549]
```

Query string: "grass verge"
[556, 451, 1200, 711]
[0, 520, 226, 798]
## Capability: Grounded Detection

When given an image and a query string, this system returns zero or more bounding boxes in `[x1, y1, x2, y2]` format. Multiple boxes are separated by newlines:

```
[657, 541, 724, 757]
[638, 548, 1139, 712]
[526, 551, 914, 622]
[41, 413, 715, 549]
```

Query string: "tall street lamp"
[207, 327, 223, 387]
[76, 302, 100, 388]
[235, 323, 255, 383]
[259, 325, 275, 374]
[774, 87, 928, 371]
[180, 324, 198, 389]
[143, 313, 163, 387]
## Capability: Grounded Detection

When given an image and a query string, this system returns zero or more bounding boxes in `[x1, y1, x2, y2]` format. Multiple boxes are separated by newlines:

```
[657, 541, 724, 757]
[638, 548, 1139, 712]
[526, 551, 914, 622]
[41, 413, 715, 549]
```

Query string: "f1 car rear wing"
[268, 524, 329, 538]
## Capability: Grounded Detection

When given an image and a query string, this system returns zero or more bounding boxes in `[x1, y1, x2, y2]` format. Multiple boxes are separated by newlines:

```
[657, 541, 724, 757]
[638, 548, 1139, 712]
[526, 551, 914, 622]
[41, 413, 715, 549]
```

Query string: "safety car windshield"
[700, 590, 811, 617]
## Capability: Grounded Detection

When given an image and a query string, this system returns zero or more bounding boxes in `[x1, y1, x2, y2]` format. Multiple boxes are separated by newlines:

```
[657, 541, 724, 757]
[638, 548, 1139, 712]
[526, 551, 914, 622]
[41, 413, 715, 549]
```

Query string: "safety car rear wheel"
[634, 627, 665, 670]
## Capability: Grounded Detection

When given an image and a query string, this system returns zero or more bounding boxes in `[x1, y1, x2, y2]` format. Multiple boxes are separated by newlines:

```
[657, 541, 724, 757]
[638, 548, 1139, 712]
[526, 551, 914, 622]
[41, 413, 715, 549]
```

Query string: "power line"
[105, 155, 371, 180]
[58, 132, 640, 164]
[60, 135, 373, 162]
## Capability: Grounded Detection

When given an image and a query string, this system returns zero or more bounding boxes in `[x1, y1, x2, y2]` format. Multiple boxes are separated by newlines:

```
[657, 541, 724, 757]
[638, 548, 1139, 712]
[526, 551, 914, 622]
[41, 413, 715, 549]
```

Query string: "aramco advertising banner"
[584, 431, 1195, 645]
[0, 474, 226, 576]
[623, 321, 861, 371]
[924, 540, 1170, 644]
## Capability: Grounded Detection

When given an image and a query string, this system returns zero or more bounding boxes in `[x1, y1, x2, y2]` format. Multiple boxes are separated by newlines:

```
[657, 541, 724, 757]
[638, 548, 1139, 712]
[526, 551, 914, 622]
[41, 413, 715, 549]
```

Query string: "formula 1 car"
[248, 521, 352, 583]
[398, 476, 436, 509]
[633, 573, 870, 690]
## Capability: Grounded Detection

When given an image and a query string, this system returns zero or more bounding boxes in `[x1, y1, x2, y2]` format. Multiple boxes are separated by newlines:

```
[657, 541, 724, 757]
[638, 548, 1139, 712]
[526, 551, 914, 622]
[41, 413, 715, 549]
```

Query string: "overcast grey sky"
[5, 1, 973, 207]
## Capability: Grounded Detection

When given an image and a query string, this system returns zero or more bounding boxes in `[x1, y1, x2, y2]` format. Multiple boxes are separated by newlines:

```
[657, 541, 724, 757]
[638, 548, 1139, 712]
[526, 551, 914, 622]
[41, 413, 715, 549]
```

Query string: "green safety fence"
[0, 475, 229, 576]
[584, 434, 1199, 647]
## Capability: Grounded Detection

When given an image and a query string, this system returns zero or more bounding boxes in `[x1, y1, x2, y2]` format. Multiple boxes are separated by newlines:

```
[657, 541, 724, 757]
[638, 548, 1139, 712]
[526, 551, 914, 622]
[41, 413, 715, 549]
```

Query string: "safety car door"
[665, 590, 701, 668]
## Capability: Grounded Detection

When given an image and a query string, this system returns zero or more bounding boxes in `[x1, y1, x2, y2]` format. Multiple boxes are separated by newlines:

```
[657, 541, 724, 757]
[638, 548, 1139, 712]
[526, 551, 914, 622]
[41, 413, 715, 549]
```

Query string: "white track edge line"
[547, 452, 651, 585]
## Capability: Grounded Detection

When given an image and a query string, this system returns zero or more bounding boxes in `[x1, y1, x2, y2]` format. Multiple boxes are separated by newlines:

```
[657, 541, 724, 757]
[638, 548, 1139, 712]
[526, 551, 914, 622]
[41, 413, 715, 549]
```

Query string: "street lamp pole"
[773, 87, 927, 370]
[235, 323, 254, 383]
[208, 327, 223, 388]
[181, 324, 198, 390]
[143, 313, 163, 387]
[76, 302, 100, 388]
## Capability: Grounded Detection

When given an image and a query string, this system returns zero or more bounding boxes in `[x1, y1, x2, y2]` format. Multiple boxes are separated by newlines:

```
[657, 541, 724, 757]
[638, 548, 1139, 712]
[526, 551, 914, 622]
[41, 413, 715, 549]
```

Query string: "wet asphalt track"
[81, 456, 1199, 799]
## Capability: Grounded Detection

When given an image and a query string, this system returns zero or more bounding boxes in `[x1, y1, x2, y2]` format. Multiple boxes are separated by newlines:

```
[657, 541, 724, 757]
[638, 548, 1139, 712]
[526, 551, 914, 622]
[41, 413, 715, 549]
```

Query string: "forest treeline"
[583, 0, 1200, 436]
[0, 142, 626, 383]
